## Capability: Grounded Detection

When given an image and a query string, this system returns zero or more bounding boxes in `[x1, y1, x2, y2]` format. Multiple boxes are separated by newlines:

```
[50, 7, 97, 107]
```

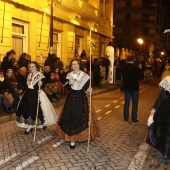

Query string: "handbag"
[146, 123, 156, 146]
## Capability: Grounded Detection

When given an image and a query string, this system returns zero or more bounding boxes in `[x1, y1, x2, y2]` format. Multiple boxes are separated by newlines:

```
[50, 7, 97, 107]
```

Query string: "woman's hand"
[69, 77, 76, 85]
[151, 109, 155, 116]
[38, 80, 42, 87]
[86, 87, 92, 95]
[4, 91, 8, 95]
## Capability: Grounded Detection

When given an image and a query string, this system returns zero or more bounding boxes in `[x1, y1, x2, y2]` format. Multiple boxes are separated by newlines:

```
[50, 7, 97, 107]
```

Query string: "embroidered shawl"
[66, 71, 90, 90]
[159, 76, 170, 93]
[27, 72, 45, 89]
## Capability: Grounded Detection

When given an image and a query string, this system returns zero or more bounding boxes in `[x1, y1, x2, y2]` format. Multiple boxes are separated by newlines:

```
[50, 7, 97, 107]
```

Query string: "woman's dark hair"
[5, 52, 11, 58]
[30, 61, 40, 70]
[19, 53, 27, 60]
[70, 59, 80, 67]
[0, 69, 4, 74]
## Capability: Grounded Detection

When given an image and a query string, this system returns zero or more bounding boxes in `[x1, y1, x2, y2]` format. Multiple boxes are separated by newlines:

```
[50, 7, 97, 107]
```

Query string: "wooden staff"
[87, 29, 92, 152]
[34, 71, 42, 142]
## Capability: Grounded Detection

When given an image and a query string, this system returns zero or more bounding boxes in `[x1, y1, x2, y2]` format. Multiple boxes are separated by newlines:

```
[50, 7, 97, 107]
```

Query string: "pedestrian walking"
[16, 61, 58, 134]
[121, 56, 144, 124]
[146, 75, 170, 159]
[56, 59, 100, 149]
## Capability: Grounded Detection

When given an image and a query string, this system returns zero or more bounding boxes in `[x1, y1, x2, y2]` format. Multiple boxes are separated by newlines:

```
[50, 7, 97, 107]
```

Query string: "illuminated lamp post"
[137, 38, 143, 51]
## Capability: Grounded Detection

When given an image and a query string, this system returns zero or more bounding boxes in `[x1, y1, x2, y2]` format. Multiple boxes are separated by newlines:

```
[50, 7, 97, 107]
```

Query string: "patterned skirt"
[56, 90, 100, 142]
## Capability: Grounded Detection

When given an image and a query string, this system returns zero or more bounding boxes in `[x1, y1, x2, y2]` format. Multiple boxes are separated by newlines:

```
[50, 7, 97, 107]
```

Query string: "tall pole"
[139, 44, 141, 51]
[50, 0, 53, 72]
[87, 29, 92, 153]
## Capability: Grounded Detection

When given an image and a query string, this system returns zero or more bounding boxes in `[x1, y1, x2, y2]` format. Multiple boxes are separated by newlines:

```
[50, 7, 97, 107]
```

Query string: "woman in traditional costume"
[147, 76, 170, 159]
[16, 61, 58, 134]
[56, 59, 100, 149]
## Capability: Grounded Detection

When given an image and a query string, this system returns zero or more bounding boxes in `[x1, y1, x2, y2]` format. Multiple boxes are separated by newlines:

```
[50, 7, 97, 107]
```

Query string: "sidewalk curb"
[128, 139, 151, 170]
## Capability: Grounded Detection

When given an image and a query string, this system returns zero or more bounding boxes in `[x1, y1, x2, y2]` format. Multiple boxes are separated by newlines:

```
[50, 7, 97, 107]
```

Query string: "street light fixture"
[137, 38, 143, 51]
[161, 51, 164, 57]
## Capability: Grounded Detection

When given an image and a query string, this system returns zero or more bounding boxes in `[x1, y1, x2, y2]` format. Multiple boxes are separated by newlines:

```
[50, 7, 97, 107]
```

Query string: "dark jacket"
[1, 57, 13, 72]
[16, 73, 27, 91]
[0, 80, 8, 94]
[121, 63, 144, 91]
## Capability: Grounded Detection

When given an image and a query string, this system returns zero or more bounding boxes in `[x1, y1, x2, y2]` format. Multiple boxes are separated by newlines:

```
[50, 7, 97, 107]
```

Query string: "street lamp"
[161, 51, 164, 59]
[137, 38, 143, 51]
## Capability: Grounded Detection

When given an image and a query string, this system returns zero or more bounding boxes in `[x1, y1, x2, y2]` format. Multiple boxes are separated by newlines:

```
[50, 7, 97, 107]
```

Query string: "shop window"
[53, 31, 61, 59]
[75, 36, 82, 58]
[12, 20, 28, 60]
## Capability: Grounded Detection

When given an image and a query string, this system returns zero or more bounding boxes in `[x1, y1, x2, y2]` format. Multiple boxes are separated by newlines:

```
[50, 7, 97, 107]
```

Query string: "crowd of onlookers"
[1, 48, 168, 114]
[0, 50, 31, 113]
[0, 49, 109, 114]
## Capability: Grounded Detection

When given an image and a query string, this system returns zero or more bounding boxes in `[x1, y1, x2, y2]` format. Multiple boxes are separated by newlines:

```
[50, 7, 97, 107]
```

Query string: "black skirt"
[58, 90, 89, 136]
[146, 96, 170, 159]
[16, 88, 44, 126]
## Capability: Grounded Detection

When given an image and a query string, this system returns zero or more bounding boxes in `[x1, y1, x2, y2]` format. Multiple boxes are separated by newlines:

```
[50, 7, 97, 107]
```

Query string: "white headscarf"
[159, 76, 170, 93]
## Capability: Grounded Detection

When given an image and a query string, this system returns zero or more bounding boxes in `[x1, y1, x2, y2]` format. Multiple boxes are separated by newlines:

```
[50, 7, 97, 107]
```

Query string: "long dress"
[56, 71, 100, 142]
[16, 72, 58, 129]
[146, 76, 170, 159]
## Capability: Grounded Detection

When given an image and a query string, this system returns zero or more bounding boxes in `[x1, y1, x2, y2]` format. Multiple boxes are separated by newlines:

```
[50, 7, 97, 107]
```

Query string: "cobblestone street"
[0, 78, 170, 169]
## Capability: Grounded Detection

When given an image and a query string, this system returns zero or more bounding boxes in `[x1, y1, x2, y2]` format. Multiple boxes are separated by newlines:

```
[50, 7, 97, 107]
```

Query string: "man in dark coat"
[121, 56, 144, 124]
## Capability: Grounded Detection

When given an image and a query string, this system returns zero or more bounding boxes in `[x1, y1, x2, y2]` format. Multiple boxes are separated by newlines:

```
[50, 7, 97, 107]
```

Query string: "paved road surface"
[0, 78, 170, 169]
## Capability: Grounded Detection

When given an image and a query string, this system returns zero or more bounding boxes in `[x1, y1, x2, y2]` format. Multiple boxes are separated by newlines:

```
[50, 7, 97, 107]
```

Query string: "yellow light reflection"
[71, 19, 80, 25]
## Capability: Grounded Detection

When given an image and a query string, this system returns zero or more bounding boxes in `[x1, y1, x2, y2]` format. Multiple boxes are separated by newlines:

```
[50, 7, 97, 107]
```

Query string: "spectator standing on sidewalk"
[121, 56, 144, 124]
[56, 59, 100, 149]
[146, 75, 170, 159]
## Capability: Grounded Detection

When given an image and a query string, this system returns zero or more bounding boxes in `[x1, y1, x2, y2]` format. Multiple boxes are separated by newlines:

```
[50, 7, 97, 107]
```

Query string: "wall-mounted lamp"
[74, 14, 81, 19]
[93, 23, 98, 27]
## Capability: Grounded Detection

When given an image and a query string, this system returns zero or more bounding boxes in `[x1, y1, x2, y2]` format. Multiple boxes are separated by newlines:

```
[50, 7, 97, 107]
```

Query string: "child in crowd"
[51, 67, 63, 91]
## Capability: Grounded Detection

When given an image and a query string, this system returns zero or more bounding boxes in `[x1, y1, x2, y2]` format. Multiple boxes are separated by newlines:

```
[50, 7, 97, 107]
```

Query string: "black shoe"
[24, 128, 33, 135]
[162, 154, 170, 160]
[132, 120, 139, 124]
[43, 126, 47, 131]
[6, 108, 12, 113]
[124, 120, 129, 123]
[70, 143, 75, 149]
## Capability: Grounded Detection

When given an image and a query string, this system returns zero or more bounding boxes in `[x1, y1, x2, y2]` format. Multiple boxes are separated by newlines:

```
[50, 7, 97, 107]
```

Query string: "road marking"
[96, 109, 101, 113]
[105, 104, 110, 107]
[114, 105, 120, 108]
[14, 156, 39, 170]
[0, 153, 20, 166]
[113, 100, 118, 103]
[122, 102, 124, 104]
[105, 110, 112, 115]
[119, 97, 124, 99]
[127, 142, 150, 170]
[52, 139, 65, 148]
[37, 135, 53, 144]
[97, 117, 102, 121]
